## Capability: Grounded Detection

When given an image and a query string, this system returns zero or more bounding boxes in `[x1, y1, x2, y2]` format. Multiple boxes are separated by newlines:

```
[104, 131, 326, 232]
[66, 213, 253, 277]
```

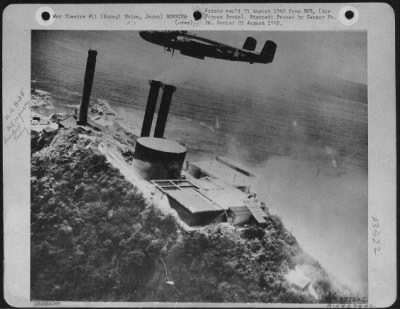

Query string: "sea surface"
[31, 30, 368, 296]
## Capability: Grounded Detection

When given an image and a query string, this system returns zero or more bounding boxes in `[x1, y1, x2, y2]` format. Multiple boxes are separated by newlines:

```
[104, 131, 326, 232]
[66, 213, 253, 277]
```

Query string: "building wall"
[231, 212, 251, 225]
[167, 196, 223, 226]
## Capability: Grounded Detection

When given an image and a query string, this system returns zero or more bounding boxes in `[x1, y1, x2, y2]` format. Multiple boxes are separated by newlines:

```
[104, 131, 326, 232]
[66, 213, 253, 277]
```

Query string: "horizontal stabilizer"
[243, 37, 257, 51]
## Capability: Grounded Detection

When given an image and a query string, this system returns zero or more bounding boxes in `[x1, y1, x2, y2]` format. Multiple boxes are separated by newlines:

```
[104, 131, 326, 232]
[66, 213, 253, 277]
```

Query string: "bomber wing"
[183, 32, 252, 53]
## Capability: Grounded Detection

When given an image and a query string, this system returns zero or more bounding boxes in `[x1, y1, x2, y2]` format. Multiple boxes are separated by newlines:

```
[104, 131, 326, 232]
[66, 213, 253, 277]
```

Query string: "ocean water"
[31, 30, 368, 296]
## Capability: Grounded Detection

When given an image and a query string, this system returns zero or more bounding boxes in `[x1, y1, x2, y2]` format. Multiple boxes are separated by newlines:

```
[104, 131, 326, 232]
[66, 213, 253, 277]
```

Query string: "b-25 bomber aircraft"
[139, 31, 277, 64]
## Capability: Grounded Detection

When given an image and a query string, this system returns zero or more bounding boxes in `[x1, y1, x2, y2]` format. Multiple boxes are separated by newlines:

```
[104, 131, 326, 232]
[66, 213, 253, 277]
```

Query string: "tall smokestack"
[154, 84, 176, 138]
[77, 50, 97, 125]
[141, 80, 162, 137]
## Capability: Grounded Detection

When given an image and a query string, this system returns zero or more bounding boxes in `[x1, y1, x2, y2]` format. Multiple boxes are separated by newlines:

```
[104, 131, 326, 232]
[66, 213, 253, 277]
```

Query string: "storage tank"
[134, 137, 187, 180]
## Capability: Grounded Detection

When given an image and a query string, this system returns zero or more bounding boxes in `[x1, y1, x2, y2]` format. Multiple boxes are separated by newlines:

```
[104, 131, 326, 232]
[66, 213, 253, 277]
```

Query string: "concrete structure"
[135, 82, 267, 227]
[227, 206, 252, 225]
[152, 179, 224, 226]
[134, 137, 187, 179]
[152, 174, 268, 227]
[150, 157, 268, 227]
[140, 80, 162, 137]
[186, 157, 256, 193]
[77, 50, 97, 126]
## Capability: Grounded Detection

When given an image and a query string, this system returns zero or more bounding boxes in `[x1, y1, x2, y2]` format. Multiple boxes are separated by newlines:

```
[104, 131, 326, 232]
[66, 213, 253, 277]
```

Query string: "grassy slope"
[31, 128, 348, 302]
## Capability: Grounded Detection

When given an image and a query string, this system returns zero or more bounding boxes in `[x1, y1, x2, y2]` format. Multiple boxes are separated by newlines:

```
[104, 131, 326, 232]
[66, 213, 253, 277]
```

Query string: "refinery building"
[133, 78, 270, 227]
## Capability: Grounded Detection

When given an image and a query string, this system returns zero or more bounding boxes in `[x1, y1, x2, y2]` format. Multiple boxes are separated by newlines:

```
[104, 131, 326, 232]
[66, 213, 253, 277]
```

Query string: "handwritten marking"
[3, 88, 30, 144]
[371, 216, 381, 256]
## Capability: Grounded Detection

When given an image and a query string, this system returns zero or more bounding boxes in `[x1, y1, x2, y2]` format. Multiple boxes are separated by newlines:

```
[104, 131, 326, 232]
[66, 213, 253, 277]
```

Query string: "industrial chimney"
[77, 50, 97, 126]
[154, 84, 176, 138]
[140, 80, 162, 137]
[135, 82, 186, 180]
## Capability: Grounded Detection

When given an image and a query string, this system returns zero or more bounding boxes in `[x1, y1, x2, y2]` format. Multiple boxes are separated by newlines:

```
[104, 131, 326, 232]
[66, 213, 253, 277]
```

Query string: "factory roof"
[151, 177, 267, 224]
[137, 137, 186, 154]
[188, 157, 256, 188]
[167, 188, 222, 214]
[151, 179, 222, 214]
[192, 177, 250, 209]
[216, 157, 255, 177]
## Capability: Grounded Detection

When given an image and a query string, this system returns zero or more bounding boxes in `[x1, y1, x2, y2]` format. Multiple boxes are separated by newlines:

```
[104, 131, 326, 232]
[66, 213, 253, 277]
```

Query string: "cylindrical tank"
[134, 137, 187, 180]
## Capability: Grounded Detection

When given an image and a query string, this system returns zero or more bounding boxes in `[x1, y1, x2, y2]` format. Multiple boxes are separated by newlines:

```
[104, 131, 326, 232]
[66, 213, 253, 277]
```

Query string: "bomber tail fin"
[243, 37, 257, 51]
[260, 40, 277, 63]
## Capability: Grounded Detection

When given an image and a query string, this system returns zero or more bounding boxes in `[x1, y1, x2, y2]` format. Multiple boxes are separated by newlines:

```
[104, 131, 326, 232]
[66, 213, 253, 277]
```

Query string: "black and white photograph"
[29, 30, 368, 303]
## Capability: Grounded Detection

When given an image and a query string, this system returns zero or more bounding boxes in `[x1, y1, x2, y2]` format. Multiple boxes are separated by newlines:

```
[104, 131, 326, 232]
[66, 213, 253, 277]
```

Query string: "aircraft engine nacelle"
[180, 49, 205, 59]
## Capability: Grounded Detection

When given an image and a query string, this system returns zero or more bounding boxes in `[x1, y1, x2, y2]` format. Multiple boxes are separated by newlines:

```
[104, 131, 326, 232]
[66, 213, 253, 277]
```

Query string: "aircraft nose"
[139, 31, 152, 41]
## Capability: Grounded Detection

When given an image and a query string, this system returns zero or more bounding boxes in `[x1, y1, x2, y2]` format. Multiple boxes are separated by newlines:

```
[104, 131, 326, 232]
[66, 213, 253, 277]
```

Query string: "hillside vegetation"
[31, 128, 348, 302]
